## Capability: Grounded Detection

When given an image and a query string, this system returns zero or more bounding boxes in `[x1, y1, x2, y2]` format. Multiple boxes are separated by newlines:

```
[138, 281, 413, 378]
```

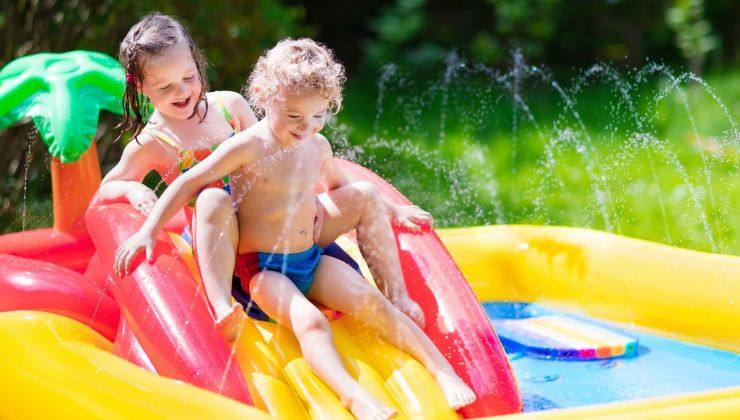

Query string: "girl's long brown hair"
[116, 13, 209, 143]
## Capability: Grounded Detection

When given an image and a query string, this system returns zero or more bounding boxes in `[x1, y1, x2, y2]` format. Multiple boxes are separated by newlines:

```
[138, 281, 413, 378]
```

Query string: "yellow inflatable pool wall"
[438, 225, 740, 419]
[0, 311, 269, 419]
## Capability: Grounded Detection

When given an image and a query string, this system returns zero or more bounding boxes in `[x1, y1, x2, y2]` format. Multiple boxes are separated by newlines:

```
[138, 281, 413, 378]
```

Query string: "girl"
[99, 13, 257, 332]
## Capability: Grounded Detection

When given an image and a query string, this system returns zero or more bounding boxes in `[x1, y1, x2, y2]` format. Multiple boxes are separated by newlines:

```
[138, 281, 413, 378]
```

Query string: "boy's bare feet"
[391, 296, 425, 328]
[215, 302, 245, 342]
[434, 370, 477, 410]
[344, 390, 398, 420]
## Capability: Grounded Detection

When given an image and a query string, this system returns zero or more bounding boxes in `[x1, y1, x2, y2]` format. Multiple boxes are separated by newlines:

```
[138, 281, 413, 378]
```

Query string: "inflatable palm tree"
[0, 50, 124, 234]
[0, 51, 124, 270]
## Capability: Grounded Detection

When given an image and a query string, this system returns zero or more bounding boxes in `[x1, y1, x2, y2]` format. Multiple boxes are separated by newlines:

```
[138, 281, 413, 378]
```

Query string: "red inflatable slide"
[338, 159, 522, 417]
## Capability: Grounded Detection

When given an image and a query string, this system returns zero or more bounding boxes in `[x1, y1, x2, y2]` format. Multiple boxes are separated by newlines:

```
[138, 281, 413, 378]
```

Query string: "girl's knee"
[196, 188, 233, 219]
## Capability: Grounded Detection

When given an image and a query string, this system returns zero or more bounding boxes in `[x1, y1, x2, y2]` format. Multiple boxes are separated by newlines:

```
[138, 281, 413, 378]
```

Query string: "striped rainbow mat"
[488, 303, 638, 360]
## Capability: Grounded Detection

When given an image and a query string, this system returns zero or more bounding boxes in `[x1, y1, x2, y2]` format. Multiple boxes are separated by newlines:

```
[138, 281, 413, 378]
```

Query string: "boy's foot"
[215, 303, 245, 342]
[391, 296, 425, 328]
[435, 370, 477, 410]
[345, 391, 397, 420]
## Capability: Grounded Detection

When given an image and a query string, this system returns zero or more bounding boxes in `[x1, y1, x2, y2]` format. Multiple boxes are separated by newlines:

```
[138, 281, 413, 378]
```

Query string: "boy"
[116, 38, 475, 419]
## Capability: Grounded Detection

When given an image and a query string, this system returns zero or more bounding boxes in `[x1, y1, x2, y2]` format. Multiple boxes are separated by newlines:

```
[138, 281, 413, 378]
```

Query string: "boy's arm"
[115, 134, 258, 275]
[98, 134, 161, 214]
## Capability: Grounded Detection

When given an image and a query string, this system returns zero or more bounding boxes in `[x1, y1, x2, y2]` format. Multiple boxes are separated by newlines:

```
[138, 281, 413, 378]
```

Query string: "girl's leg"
[309, 255, 476, 410]
[193, 188, 242, 338]
[249, 270, 397, 420]
[316, 182, 424, 327]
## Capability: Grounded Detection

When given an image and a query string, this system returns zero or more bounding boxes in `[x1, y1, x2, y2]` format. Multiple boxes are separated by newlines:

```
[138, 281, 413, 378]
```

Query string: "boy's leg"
[248, 269, 397, 420]
[316, 181, 424, 327]
[193, 188, 241, 336]
[309, 255, 476, 410]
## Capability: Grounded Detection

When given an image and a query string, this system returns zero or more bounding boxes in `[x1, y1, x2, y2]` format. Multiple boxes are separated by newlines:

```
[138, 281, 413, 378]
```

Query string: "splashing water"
[336, 54, 738, 255]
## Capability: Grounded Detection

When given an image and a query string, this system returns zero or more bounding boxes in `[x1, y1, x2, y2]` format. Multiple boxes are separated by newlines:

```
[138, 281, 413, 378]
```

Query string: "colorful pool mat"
[487, 302, 638, 360]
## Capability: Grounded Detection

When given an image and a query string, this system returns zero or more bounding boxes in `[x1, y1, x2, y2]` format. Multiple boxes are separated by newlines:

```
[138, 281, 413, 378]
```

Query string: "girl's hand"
[394, 204, 433, 232]
[126, 186, 158, 215]
[114, 229, 156, 277]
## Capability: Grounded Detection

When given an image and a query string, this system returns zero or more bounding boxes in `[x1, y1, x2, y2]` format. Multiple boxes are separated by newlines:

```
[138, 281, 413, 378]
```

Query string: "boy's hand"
[126, 187, 158, 216]
[114, 229, 156, 277]
[394, 204, 433, 232]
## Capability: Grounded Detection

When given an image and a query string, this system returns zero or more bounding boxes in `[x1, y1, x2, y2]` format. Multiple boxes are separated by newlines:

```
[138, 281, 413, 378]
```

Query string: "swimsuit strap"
[144, 127, 179, 150]
[144, 127, 195, 172]
[213, 92, 238, 189]
[216, 92, 241, 133]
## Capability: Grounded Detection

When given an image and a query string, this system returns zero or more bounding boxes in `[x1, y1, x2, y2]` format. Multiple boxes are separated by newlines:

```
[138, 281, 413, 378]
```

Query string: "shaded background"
[1, 0, 738, 253]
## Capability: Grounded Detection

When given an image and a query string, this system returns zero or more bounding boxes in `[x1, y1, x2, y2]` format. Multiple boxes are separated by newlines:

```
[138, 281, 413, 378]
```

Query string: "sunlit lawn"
[334, 67, 739, 255]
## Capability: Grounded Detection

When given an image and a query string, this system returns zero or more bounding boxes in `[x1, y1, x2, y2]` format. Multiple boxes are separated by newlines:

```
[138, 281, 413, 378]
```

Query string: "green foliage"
[365, 0, 435, 66]
[359, 0, 736, 71]
[666, 0, 719, 74]
[485, 0, 560, 60]
[0, 0, 307, 90]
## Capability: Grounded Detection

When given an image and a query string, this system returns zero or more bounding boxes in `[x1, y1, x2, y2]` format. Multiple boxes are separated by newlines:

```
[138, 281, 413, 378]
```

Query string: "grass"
[331, 63, 739, 255]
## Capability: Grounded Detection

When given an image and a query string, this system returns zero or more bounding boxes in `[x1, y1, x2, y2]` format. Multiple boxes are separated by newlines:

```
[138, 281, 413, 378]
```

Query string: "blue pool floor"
[482, 302, 740, 411]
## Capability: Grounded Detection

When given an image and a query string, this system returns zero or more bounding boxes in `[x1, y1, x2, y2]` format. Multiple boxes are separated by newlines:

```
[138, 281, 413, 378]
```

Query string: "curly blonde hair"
[245, 38, 346, 117]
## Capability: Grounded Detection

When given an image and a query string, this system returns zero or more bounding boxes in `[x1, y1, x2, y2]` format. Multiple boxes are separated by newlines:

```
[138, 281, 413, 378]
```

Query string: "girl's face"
[139, 41, 202, 120]
[268, 91, 330, 145]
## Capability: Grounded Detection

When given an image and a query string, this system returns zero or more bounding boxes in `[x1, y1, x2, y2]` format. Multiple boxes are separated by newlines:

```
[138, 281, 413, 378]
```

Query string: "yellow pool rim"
[437, 224, 740, 418]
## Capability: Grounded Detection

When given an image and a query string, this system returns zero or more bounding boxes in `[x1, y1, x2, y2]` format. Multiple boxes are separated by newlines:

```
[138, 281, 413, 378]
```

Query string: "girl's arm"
[99, 133, 161, 214]
[114, 133, 259, 275]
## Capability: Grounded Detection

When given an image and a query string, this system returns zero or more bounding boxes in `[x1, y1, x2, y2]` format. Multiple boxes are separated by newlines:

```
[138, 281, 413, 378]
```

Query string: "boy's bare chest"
[238, 143, 323, 193]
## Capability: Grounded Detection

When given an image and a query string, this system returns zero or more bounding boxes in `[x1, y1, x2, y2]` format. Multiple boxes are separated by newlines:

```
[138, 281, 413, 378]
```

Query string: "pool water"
[482, 302, 740, 411]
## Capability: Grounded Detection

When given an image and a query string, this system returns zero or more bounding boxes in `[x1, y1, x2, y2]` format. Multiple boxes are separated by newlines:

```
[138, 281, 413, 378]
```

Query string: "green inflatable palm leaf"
[0, 51, 125, 163]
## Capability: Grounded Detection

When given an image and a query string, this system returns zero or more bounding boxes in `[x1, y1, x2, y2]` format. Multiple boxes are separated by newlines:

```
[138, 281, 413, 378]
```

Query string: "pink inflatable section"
[0, 254, 119, 340]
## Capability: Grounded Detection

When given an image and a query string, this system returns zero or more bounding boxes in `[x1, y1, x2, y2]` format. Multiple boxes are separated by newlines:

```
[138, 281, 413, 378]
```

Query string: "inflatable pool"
[1, 51, 737, 418]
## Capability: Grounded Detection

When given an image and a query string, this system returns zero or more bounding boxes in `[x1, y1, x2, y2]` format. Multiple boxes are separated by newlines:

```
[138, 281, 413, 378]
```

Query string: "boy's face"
[140, 41, 202, 120]
[268, 91, 330, 144]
